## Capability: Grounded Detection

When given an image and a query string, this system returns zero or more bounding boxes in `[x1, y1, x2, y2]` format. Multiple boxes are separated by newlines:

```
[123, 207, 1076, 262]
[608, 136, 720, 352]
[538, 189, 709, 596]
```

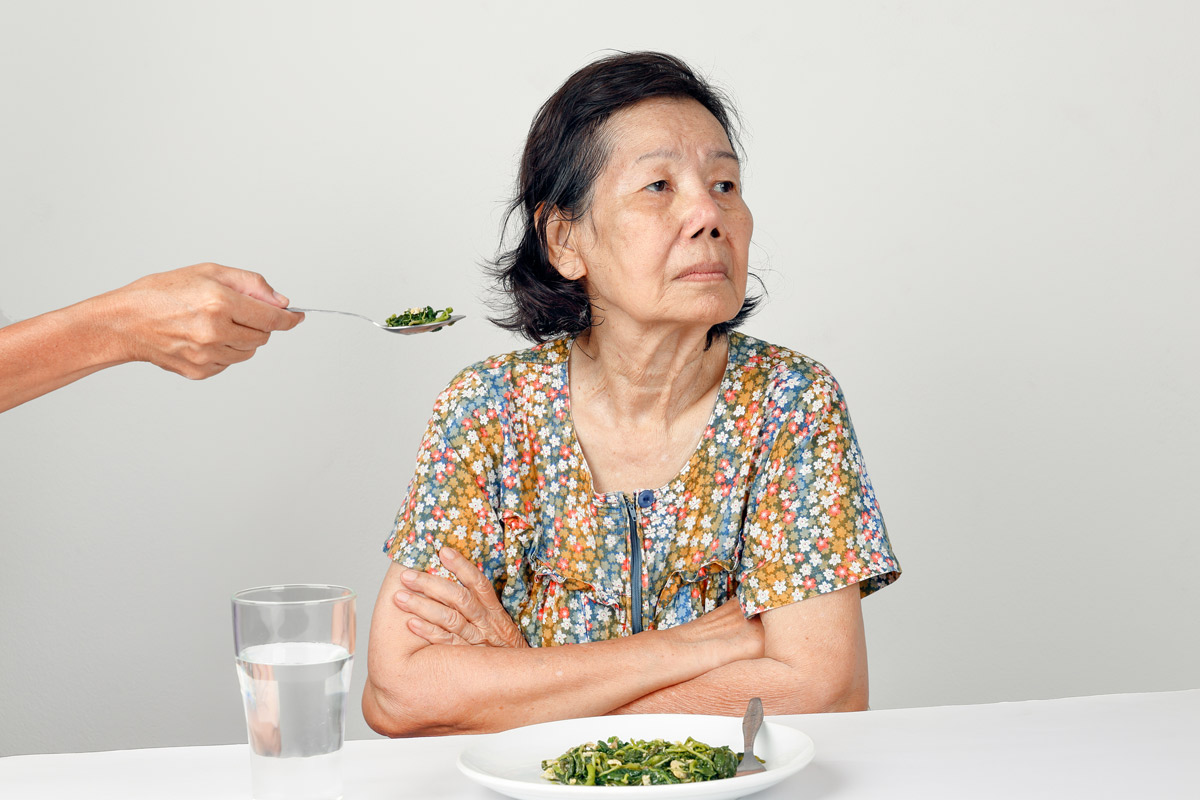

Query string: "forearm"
[364, 625, 735, 737]
[610, 653, 867, 716]
[0, 296, 127, 412]
[616, 588, 871, 716]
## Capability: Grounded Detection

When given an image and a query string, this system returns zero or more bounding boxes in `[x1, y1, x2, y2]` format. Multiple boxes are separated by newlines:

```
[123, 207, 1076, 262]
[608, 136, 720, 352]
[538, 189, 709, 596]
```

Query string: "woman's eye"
[646, 180, 669, 193]
[714, 180, 736, 193]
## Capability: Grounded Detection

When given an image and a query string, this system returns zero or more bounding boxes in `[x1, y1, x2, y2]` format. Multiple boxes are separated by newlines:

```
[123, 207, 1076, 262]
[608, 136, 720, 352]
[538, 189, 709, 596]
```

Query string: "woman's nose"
[686, 197, 720, 241]
[684, 189, 723, 239]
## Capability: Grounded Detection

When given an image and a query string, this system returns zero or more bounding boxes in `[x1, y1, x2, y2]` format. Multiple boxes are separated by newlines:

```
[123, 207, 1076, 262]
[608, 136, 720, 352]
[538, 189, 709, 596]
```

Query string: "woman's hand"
[392, 547, 528, 648]
[665, 596, 765, 663]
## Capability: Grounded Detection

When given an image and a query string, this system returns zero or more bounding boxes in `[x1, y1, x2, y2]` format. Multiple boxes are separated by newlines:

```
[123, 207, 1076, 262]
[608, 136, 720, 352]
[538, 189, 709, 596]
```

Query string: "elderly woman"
[363, 52, 900, 737]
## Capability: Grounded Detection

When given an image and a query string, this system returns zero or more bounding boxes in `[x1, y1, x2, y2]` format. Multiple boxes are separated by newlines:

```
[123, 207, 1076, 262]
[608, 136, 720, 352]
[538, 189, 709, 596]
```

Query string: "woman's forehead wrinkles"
[633, 147, 740, 165]
[635, 147, 680, 164]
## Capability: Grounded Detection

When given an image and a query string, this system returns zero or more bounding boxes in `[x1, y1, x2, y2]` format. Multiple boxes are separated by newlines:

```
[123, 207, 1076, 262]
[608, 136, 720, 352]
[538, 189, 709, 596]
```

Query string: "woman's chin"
[613, 289, 746, 334]
[685, 296, 746, 330]
[655, 309, 744, 336]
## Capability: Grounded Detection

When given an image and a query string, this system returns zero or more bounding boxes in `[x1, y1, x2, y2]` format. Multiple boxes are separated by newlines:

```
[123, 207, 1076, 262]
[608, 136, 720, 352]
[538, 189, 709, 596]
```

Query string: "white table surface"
[2, 690, 1195, 799]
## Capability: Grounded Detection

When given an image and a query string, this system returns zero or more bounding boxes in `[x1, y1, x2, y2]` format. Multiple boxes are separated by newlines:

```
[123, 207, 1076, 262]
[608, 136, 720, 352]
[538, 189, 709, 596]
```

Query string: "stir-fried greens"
[540, 736, 746, 786]
[384, 306, 453, 327]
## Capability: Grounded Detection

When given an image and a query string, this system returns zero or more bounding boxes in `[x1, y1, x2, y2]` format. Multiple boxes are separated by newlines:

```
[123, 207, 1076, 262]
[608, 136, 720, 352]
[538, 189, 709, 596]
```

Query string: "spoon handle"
[287, 307, 377, 324]
[742, 696, 763, 754]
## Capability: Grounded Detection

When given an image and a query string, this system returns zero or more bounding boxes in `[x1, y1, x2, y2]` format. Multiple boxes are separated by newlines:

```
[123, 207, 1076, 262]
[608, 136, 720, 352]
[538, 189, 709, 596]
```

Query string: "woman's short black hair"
[487, 51, 760, 345]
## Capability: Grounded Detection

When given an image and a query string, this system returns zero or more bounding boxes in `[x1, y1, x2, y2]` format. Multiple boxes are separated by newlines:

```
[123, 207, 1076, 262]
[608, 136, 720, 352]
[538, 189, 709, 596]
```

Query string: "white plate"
[457, 714, 815, 800]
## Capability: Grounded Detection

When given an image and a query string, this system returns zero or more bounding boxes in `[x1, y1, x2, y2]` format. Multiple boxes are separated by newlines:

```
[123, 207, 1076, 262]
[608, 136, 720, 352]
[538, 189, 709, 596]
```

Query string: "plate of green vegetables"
[457, 714, 814, 799]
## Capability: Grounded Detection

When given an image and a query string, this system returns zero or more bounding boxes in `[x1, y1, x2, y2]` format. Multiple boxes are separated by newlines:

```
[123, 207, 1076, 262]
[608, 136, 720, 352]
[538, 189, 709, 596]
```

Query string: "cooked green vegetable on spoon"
[385, 306, 454, 327]
[541, 736, 745, 786]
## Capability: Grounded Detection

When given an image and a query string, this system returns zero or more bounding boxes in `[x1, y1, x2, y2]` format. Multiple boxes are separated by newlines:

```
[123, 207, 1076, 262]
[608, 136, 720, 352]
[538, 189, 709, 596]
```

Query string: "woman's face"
[556, 97, 753, 334]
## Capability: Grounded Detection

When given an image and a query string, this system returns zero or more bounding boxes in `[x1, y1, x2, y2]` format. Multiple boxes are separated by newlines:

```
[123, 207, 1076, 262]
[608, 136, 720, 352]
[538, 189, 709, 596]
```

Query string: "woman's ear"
[541, 207, 587, 281]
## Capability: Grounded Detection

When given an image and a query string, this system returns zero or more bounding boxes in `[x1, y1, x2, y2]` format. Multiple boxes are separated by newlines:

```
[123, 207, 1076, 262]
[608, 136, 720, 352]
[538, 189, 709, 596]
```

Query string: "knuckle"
[186, 315, 223, 346]
[182, 344, 213, 366]
[199, 296, 227, 320]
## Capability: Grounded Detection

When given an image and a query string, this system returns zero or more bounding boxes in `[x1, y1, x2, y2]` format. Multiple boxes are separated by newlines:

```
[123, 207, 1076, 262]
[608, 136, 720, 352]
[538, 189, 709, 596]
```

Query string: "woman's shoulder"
[480, 337, 571, 369]
[452, 337, 570, 377]
[728, 331, 840, 393]
[437, 338, 571, 398]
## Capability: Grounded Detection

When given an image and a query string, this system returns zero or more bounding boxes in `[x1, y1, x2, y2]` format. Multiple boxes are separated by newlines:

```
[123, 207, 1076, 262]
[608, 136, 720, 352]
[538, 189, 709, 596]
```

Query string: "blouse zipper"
[622, 493, 644, 634]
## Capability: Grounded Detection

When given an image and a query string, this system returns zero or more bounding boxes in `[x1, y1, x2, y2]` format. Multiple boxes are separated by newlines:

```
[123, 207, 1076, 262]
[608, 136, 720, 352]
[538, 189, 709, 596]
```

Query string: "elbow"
[822, 679, 869, 712]
[362, 670, 493, 737]
[814, 660, 869, 712]
[777, 677, 867, 715]
[362, 677, 454, 738]
[362, 678, 418, 738]
[774, 664, 869, 714]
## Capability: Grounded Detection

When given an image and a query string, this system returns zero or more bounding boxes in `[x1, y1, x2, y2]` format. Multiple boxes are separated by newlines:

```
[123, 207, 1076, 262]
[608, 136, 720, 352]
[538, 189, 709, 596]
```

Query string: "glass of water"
[232, 584, 356, 800]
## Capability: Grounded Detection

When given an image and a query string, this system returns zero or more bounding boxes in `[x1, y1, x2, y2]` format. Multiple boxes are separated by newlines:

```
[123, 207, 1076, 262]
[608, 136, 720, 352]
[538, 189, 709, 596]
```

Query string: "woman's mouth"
[677, 264, 728, 282]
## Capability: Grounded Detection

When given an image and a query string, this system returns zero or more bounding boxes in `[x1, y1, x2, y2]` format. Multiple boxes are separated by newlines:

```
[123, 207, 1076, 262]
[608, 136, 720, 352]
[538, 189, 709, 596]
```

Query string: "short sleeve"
[382, 367, 510, 590]
[736, 370, 899, 615]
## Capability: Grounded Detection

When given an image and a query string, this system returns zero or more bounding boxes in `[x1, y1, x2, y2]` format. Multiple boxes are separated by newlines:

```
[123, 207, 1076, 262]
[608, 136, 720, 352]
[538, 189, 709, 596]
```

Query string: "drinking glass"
[232, 584, 356, 800]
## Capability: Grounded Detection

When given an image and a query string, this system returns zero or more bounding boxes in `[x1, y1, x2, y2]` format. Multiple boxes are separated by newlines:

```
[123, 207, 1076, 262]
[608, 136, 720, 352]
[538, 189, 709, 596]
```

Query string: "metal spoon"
[735, 697, 765, 776]
[288, 307, 464, 335]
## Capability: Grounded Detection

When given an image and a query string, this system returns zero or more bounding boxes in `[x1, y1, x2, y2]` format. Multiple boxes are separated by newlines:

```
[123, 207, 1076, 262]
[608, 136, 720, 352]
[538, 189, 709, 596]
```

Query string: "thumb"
[205, 263, 290, 308]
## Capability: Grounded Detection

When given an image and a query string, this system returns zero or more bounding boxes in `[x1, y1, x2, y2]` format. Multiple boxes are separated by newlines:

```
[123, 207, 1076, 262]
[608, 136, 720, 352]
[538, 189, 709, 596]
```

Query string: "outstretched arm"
[0, 262, 302, 412]
[361, 557, 766, 738]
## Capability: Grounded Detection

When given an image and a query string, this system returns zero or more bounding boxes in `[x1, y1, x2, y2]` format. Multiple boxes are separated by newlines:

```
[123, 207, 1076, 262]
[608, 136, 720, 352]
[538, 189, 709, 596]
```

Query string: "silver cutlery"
[289, 307, 464, 335]
[736, 696, 765, 776]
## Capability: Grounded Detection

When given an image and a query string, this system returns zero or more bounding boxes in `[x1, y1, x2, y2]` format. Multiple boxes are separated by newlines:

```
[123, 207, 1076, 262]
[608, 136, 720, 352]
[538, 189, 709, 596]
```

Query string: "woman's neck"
[570, 323, 728, 428]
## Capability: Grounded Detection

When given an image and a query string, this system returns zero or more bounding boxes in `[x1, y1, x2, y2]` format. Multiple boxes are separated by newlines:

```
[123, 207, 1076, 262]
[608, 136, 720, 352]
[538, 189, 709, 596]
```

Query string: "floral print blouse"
[383, 331, 900, 647]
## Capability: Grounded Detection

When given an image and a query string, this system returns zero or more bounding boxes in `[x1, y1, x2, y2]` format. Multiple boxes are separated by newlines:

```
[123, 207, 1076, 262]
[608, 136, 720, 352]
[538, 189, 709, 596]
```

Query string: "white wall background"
[1, 0, 1196, 757]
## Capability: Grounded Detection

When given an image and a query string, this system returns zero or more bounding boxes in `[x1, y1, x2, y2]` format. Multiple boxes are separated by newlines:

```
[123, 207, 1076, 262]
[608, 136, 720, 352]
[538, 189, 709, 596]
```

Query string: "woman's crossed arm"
[362, 547, 866, 737]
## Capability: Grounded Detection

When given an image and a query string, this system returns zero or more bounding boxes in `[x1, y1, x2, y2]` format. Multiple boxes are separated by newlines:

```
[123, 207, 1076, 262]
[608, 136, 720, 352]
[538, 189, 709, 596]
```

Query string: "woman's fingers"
[438, 548, 529, 648]
[400, 567, 489, 627]
[406, 615, 469, 646]
[438, 548, 507, 614]
[391, 550, 528, 649]
[394, 582, 488, 645]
